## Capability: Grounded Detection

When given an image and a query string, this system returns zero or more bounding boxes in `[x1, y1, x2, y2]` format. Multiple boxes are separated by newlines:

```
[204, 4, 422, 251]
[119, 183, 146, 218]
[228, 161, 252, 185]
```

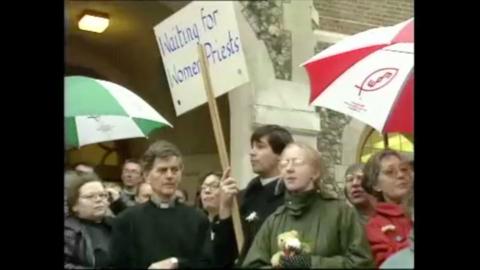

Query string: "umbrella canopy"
[301, 18, 413, 133]
[65, 76, 172, 148]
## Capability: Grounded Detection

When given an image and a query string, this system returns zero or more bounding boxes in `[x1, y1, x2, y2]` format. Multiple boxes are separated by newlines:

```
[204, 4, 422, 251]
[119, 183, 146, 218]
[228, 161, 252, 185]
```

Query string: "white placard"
[153, 1, 250, 116]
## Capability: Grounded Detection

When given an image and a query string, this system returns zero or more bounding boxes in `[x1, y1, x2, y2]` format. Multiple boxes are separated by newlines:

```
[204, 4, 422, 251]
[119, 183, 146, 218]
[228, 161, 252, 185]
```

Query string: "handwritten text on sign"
[153, 2, 249, 116]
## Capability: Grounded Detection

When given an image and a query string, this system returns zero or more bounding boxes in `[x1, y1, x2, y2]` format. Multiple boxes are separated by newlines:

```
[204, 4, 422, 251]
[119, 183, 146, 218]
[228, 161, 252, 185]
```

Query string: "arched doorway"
[359, 129, 414, 163]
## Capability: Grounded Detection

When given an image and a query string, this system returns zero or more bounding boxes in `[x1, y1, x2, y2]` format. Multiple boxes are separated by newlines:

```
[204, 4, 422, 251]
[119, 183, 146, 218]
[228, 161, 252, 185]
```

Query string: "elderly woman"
[344, 163, 376, 224]
[362, 149, 413, 267]
[242, 142, 374, 268]
[64, 171, 113, 269]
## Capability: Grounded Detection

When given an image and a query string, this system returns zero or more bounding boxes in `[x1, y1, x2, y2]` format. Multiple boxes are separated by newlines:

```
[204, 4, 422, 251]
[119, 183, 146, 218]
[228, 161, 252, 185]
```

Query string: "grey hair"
[344, 163, 365, 179]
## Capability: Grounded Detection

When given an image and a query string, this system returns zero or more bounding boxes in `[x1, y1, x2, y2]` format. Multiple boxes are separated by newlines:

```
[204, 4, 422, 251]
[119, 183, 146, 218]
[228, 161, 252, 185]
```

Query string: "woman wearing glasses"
[362, 149, 413, 268]
[242, 142, 374, 268]
[64, 171, 113, 269]
[197, 172, 222, 223]
[196, 171, 237, 268]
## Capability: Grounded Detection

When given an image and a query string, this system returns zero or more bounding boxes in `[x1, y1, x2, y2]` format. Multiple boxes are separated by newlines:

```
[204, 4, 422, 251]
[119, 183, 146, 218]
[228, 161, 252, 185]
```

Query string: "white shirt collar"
[259, 176, 279, 186]
[150, 193, 176, 209]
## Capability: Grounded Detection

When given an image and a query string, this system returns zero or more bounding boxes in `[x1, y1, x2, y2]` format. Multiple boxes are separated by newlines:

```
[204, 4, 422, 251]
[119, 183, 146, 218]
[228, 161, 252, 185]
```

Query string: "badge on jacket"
[246, 211, 259, 222]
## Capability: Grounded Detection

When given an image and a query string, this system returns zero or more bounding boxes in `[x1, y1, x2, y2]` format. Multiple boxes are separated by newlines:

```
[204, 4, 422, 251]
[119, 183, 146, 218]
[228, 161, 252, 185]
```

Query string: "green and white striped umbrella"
[65, 76, 172, 148]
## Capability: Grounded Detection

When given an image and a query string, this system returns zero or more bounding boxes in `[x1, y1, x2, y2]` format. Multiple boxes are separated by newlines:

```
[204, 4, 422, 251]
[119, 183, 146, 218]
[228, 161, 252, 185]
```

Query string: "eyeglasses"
[80, 192, 109, 200]
[345, 173, 364, 182]
[201, 182, 220, 191]
[279, 158, 306, 169]
[380, 165, 411, 177]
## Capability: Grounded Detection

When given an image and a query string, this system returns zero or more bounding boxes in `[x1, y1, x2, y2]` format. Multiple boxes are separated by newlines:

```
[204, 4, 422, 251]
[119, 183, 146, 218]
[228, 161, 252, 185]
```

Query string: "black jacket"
[109, 190, 136, 215]
[110, 201, 212, 269]
[212, 177, 286, 267]
[64, 216, 113, 269]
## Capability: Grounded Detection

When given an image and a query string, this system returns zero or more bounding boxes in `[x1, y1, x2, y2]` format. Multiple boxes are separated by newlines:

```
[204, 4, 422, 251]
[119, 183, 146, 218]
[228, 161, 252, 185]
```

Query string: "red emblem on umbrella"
[355, 68, 399, 96]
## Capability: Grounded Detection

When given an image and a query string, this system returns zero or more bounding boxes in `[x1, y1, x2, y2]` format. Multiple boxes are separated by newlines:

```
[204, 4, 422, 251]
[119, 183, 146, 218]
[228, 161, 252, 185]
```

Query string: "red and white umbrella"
[301, 18, 413, 133]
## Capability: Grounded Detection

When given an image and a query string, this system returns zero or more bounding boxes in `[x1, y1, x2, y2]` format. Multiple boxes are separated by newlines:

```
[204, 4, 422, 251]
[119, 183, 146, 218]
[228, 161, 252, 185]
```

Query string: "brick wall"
[313, 0, 413, 34]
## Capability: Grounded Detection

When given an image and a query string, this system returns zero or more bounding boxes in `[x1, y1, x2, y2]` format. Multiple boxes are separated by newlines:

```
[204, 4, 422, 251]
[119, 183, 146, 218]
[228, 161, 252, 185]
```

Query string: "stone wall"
[317, 108, 352, 198]
[239, 0, 292, 80]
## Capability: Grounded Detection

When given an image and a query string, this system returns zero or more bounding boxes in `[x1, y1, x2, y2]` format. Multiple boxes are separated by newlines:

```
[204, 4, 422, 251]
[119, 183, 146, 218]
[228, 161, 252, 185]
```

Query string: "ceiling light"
[78, 10, 110, 33]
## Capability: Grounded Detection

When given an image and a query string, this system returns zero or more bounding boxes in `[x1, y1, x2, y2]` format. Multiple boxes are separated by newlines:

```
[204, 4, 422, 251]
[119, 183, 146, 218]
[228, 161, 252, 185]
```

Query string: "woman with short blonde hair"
[242, 142, 374, 268]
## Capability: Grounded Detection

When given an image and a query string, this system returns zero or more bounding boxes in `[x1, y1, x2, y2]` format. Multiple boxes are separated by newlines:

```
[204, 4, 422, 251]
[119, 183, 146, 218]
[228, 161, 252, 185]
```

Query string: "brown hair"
[198, 171, 222, 186]
[140, 140, 183, 173]
[66, 171, 103, 216]
[282, 142, 325, 190]
[362, 149, 405, 201]
[123, 158, 141, 166]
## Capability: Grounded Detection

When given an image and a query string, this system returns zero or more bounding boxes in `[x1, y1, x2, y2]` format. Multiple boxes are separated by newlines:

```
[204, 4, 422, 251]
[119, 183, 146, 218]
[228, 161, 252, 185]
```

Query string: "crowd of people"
[64, 124, 414, 269]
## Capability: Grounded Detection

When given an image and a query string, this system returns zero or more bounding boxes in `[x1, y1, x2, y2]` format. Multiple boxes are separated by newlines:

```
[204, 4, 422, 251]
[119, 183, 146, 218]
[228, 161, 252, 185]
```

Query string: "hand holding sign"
[197, 44, 244, 251]
[219, 167, 240, 218]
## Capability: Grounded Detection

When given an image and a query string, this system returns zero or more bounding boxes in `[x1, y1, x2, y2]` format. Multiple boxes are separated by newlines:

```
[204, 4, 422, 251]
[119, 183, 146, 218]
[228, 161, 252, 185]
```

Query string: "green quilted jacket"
[242, 190, 374, 268]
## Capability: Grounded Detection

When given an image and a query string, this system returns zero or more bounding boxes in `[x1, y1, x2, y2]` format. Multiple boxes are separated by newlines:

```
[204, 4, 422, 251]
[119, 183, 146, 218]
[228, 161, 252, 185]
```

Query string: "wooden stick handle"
[197, 44, 244, 252]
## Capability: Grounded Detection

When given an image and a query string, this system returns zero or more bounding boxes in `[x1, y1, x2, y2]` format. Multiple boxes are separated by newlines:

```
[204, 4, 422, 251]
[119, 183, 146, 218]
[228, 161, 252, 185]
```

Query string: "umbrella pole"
[383, 133, 389, 149]
[198, 44, 244, 252]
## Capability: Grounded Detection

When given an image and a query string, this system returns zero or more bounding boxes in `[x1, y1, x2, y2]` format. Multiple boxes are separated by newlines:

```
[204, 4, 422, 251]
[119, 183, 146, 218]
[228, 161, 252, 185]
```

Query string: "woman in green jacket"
[242, 142, 374, 268]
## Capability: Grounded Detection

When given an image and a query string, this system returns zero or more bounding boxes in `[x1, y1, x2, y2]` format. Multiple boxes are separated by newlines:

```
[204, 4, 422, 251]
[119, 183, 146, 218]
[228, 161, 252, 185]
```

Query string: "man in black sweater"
[212, 125, 293, 266]
[110, 140, 212, 269]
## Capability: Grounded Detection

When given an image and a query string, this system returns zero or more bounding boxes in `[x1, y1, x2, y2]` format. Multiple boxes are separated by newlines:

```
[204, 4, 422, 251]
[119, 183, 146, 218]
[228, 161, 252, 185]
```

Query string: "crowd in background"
[64, 124, 414, 269]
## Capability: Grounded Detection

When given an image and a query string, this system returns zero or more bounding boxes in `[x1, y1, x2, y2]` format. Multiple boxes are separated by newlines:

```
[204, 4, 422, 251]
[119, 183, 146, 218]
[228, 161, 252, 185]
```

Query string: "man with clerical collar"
[110, 140, 212, 269]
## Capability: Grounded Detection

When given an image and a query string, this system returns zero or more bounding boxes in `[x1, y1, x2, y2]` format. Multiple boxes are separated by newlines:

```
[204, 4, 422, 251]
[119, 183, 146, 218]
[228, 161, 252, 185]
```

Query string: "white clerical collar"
[150, 194, 176, 209]
[259, 176, 279, 186]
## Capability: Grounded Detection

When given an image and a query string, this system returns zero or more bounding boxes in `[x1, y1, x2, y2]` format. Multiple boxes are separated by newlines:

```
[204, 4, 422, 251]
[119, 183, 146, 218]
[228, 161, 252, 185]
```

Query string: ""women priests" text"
[157, 7, 242, 86]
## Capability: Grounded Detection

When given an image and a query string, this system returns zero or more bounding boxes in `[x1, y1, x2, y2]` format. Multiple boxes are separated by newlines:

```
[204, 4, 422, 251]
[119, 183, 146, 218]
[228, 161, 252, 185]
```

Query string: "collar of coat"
[65, 216, 114, 232]
[274, 189, 319, 217]
[244, 176, 285, 197]
[375, 202, 407, 217]
[121, 186, 137, 197]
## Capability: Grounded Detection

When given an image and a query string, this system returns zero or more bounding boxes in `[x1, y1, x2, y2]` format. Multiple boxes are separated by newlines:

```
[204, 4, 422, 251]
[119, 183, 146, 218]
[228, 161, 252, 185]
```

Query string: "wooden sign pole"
[197, 44, 244, 252]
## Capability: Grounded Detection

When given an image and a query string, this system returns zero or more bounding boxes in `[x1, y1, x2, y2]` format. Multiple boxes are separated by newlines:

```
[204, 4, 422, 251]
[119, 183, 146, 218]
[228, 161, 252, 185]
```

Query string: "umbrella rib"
[383, 49, 413, 54]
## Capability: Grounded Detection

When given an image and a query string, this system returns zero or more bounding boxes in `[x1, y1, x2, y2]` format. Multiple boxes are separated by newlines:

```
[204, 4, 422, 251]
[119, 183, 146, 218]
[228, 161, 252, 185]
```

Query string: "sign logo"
[355, 68, 398, 96]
